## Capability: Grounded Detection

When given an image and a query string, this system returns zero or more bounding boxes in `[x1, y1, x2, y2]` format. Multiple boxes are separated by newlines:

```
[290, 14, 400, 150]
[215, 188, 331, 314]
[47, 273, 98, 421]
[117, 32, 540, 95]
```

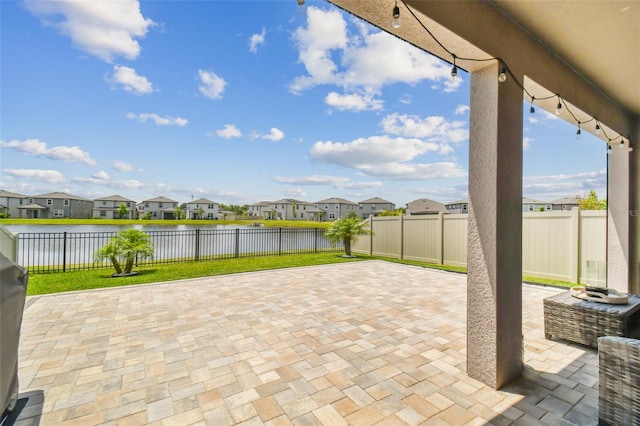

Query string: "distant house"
[522, 197, 552, 212]
[269, 199, 315, 220]
[0, 190, 26, 218]
[313, 197, 359, 221]
[248, 201, 274, 219]
[551, 196, 581, 211]
[17, 191, 93, 219]
[186, 198, 219, 220]
[358, 197, 395, 219]
[406, 198, 446, 215]
[140, 196, 179, 220]
[93, 195, 136, 219]
[445, 198, 469, 214]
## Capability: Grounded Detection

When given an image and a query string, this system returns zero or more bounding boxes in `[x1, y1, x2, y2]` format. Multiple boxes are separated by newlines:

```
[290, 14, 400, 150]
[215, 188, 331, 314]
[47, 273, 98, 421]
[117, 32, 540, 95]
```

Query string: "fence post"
[195, 229, 200, 261]
[369, 217, 374, 256]
[399, 214, 404, 260]
[571, 207, 581, 284]
[235, 228, 240, 258]
[314, 228, 318, 253]
[438, 212, 444, 265]
[62, 231, 67, 272]
[278, 228, 282, 256]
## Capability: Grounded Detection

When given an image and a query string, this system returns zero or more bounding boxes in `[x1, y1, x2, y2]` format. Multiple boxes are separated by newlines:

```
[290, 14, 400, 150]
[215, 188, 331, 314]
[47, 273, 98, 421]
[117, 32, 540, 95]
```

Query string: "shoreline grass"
[26, 253, 576, 296]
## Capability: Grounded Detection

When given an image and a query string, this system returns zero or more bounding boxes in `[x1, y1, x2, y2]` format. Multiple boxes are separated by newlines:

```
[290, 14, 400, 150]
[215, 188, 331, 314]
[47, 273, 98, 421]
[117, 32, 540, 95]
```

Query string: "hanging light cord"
[399, 0, 632, 150]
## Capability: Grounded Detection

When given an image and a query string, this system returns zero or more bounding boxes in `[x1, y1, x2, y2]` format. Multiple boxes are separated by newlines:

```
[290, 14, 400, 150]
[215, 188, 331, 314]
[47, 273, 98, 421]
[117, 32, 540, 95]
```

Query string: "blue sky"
[0, 0, 608, 207]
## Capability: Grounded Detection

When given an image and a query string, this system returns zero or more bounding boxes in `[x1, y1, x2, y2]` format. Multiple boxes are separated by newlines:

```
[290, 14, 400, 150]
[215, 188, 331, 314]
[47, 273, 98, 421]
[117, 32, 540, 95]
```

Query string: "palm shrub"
[325, 212, 371, 256]
[94, 228, 154, 276]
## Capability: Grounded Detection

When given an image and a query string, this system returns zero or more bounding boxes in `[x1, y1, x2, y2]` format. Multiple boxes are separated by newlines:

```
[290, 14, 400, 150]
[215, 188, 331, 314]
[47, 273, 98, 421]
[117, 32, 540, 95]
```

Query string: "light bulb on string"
[620, 140, 625, 149]
[576, 123, 581, 140]
[391, 1, 401, 29]
[451, 55, 457, 80]
[607, 143, 612, 155]
[555, 97, 562, 115]
[498, 67, 507, 83]
[595, 122, 601, 135]
[529, 97, 535, 114]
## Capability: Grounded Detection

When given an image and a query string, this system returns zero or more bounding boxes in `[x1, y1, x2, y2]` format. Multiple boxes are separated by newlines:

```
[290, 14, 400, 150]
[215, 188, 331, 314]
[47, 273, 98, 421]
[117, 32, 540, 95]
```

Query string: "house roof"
[315, 197, 358, 205]
[0, 190, 26, 198]
[189, 198, 217, 205]
[32, 191, 92, 201]
[249, 201, 272, 207]
[142, 196, 177, 203]
[522, 197, 549, 204]
[17, 204, 47, 210]
[94, 194, 136, 202]
[551, 196, 580, 205]
[445, 198, 469, 206]
[359, 197, 393, 204]
[406, 198, 446, 214]
[272, 198, 309, 205]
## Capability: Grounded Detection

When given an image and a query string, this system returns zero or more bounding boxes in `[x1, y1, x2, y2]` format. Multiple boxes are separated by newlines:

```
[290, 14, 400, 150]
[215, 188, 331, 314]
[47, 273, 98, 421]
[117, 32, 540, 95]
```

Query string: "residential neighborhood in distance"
[0, 189, 583, 222]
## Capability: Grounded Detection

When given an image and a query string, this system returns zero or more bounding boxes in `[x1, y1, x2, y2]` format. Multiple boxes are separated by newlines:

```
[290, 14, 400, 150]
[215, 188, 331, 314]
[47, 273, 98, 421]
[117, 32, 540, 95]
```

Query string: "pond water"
[3, 223, 239, 234]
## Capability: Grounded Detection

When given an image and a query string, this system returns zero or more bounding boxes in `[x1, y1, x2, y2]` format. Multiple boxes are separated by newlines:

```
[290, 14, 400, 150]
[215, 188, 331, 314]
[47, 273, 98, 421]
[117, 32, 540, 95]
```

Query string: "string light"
[451, 55, 458, 80]
[392, 0, 401, 29]
[620, 140, 625, 149]
[393, 0, 631, 150]
[498, 66, 507, 83]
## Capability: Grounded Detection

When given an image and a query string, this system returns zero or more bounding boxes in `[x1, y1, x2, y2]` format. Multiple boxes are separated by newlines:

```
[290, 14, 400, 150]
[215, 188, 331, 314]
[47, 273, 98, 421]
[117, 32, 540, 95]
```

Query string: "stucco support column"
[467, 62, 523, 389]
[607, 132, 631, 293]
[627, 119, 640, 294]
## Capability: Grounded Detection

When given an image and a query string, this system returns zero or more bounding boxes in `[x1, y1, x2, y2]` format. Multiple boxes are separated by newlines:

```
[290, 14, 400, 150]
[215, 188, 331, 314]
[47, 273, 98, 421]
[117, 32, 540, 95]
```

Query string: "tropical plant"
[94, 229, 154, 276]
[325, 214, 371, 256]
[117, 202, 130, 219]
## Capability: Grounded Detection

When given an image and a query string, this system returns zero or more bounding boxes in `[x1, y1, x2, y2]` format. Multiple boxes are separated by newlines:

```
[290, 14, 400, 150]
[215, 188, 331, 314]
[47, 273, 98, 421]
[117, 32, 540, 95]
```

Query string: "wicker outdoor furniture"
[543, 290, 640, 348]
[598, 336, 640, 425]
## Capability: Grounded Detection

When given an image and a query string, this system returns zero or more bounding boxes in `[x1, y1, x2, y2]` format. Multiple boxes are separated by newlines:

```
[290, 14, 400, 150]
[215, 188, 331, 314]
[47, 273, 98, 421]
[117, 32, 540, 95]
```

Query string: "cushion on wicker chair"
[598, 336, 640, 426]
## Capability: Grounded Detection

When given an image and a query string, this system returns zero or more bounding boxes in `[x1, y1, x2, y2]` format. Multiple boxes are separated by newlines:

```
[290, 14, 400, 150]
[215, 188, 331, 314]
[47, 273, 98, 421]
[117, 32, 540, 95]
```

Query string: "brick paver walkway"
[13, 261, 598, 425]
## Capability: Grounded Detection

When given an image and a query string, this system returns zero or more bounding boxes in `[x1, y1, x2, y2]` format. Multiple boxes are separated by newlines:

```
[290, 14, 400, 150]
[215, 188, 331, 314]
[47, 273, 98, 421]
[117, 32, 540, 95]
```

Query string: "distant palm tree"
[94, 229, 154, 276]
[325, 213, 371, 256]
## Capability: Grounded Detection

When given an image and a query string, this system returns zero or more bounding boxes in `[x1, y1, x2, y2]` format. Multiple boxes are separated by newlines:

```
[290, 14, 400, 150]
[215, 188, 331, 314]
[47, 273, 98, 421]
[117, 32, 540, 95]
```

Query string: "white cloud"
[325, 91, 383, 111]
[280, 188, 307, 197]
[290, 6, 453, 95]
[249, 28, 266, 53]
[215, 124, 242, 139]
[23, 0, 154, 62]
[523, 170, 607, 200]
[3, 168, 66, 183]
[455, 104, 469, 115]
[93, 170, 109, 180]
[273, 174, 383, 190]
[112, 161, 134, 172]
[198, 70, 226, 99]
[310, 136, 440, 168]
[380, 113, 468, 144]
[126, 112, 188, 126]
[523, 136, 533, 150]
[261, 128, 285, 142]
[0, 138, 96, 165]
[108, 65, 153, 94]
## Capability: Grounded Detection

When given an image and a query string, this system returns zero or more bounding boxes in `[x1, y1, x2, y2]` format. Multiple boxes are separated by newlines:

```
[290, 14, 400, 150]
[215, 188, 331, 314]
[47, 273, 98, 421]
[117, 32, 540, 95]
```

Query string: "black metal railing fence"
[17, 227, 340, 274]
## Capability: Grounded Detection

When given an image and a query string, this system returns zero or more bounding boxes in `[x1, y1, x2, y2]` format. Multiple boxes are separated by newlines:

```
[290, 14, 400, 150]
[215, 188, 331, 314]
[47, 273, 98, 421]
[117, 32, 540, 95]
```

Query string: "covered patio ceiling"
[327, 0, 639, 139]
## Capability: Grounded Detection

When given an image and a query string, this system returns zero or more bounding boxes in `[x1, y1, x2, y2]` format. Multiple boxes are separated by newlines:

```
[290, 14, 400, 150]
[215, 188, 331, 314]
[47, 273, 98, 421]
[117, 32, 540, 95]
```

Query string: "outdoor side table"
[543, 291, 640, 348]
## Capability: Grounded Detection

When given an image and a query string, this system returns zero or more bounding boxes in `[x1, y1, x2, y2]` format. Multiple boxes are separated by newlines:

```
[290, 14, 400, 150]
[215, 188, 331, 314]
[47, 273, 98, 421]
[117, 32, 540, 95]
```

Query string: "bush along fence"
[352, 209, 607, 286]
[16, 227, 341, 274]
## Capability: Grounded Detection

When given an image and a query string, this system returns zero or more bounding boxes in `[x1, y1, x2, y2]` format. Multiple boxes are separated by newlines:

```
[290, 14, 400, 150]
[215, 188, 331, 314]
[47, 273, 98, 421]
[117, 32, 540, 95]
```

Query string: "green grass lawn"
[26, 253, 576, 296]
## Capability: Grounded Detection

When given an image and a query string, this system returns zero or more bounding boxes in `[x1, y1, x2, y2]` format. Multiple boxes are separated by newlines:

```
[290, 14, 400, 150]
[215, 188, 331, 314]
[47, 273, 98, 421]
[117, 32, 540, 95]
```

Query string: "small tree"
[325, 213, 371, 257]
[117, 202, 130, 219]
[94, 229, 154, 276]
[577, 190, 607, 210]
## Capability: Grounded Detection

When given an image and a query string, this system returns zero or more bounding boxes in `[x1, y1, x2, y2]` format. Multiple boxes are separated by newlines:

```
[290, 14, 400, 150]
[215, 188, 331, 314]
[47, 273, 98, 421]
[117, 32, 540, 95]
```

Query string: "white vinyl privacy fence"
[352, 209, 606, 285]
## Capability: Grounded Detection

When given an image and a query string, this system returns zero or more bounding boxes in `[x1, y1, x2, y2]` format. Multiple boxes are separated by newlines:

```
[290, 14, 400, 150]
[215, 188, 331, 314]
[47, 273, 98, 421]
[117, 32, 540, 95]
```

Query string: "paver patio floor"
[13, 261, 599, 425]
